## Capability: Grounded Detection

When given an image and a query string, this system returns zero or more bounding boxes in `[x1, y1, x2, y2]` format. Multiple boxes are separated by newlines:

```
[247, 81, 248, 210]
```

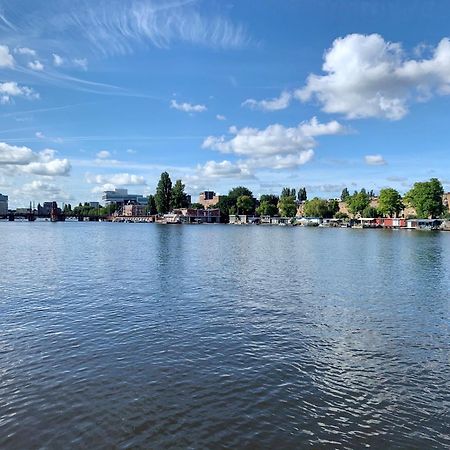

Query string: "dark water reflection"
[0, 223, 449, 449]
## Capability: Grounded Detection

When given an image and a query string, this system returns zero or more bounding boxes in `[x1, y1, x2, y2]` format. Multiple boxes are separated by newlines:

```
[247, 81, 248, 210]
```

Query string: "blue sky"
[0, 0, 450, 207]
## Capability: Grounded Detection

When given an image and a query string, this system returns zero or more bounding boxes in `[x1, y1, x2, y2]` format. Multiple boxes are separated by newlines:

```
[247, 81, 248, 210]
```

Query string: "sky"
[1, 0, 450, 208]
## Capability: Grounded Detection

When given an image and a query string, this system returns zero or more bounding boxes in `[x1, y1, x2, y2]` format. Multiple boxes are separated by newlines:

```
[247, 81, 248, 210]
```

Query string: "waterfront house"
[376, 218, 407, 228]
[173, 208, 220, 223]
[406, 219, 442, 230]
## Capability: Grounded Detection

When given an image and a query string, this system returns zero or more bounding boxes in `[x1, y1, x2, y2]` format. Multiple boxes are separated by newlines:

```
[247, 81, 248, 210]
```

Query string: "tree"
[228, 187, 254, 214]
[236, 195, 253, 214]
[297, 187, 307, 202]
[190, 202, 204, 209]
[404, 178, 444, 218]
[228, 186, 253, 202]
[303, 198, 339, 218]
[362, 206, 379, 218]
[340, 188, 350, 202]
[146, 194, 157, 215]
[155, 171, 172, 214]
[278, 195, 297, 217]
[171, 179, 189, 209]
[347, 190, 370, 217]
[378, 188, 404, 217]
[281, 187, 296, 198]
[256, 201, 278, 216]
[260, 194, 279, 206]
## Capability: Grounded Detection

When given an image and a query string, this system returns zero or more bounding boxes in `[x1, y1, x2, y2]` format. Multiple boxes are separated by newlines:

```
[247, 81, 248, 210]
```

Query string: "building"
[174, 208, 221, 223]
[122, 204, 146, 217]
[102, 188, 147, 206]
[38, 201, 53, 217]
[444, 192, 450, 212]
[198, 191, 221, 208]
[0, 193, 8, 216]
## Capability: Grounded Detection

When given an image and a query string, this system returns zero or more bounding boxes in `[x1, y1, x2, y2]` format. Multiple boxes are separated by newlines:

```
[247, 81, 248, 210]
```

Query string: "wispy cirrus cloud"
[1, 0, 251, 56]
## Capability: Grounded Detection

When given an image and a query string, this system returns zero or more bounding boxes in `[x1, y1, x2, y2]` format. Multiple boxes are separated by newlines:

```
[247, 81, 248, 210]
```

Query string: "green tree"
[281, 187, 296, 198]
[236, 195, 253, 214]
[378, 188, 404, 217]
[260, 194, 279, 206]
[171, 179, 189, 209]
[145, 194, 157, 215]
[297, 187, 307, 202]
[227, 187, 254, 214]
[303, 198, 339, 218]
[340, 188, 350, 202]
[256, 201, 278, 216]
[155, 171, 172, 214]
[362, 206, 379, 218]
[347, 190, 370, 217]
[278, 196, 297, 217]
[190, 202, 204, 209]
[404, 178, 444, 218]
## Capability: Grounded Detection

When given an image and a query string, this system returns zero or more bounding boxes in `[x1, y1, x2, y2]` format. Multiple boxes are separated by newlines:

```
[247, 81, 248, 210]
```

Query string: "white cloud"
[86, 173, 147, 186]
[52, 53, 64, 66]
[96, 150, 111, 159]
[28, 60, 44, 71]
[73, 58, 88, 70]
[51, 2, 250, 54]
[202, 117, 344, 170]
[0, 142, 71, 176]
[216, 114, 226, 121]
[0, 81, 39, 104]
[196, 160, 253, 179]
[242, 91, 292, 111]
[203, 117, 344, 157]
[19, 180, 70, 200]
[0, 44, 14, 67]
[0, 142, 34, 165]
[170, 99, 207, 113]
[35, 131, 45, 139]
[296, 34, 450, 120]
[15, 47, 36, 57]
[126, 148, 136, 154]
[364, 154, 387, 166]
[22, 158, 71, 176]
[244, 150, 315, 170]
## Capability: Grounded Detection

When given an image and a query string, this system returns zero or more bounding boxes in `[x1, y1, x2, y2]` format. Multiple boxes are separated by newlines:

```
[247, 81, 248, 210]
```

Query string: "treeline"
[67, 173, 448, 220]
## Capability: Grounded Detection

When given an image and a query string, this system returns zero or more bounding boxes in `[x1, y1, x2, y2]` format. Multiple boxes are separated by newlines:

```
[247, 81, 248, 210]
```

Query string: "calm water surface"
[1, 222, 449, 449]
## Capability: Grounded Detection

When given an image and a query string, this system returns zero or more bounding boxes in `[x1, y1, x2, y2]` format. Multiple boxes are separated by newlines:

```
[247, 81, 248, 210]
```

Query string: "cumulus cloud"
[28, 60, 44, 71]
[86, 173, 147, 186]
[0, 142, 34, 164]
[216, 114, 226, 121]
[242, 91, 292, 111]
[52, 53, 64, 66]
[364, 154, 387, 166]
[296, 34, 450, 120]
[15, 47, 36, 56]
[19, 180, 70, 200]
[35, 131, 45, 139]
[202, 117, 344, 170]
[96, 150, 111, 159]
[170, 99, 207, 113]
[0, 81, 39, 104]
[0, 142, 71, 176]
[0, 44, 14, 67]
[196, 160, 253, 179]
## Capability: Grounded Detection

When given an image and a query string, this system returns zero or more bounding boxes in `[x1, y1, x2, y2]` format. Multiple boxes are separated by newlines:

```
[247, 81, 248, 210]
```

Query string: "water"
[1, 222, 449, 449]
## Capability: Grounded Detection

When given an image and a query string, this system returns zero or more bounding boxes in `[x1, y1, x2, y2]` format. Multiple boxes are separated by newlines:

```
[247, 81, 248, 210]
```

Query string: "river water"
[1, 222, 449, 449]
